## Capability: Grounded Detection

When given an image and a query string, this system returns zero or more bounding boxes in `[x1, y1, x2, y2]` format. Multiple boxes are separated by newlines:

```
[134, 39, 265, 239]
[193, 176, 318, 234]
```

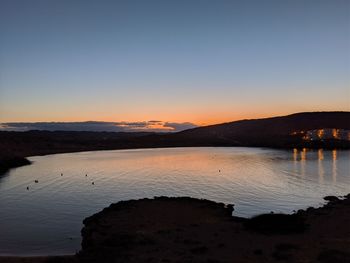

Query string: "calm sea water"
[0, 147, 349, 256]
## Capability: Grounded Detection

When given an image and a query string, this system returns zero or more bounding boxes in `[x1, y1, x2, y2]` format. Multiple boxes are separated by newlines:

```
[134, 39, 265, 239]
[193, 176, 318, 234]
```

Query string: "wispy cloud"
[0, 121, 198, 133]
[163, 122, 198, 131]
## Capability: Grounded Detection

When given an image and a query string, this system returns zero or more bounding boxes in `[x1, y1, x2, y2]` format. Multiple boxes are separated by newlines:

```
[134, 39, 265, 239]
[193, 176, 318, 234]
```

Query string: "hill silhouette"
[134, 111, 350, 148]
[1, 112, 349, 174]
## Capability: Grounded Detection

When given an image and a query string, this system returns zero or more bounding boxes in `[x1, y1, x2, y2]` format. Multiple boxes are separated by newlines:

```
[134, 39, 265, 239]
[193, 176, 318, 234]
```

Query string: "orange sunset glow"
[0, 1, 350, 262]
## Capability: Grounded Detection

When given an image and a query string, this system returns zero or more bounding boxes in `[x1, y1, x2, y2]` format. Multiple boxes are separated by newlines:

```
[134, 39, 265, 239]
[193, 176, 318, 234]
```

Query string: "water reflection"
[300, 148, 307, 176]
[318, 149, 324, 160]
[294, 149, 339, 184]
[293, 148, 298, 174]
[318, 149, 324, 183]
[332, 150, 337, 183]
[293, 148, 298, 162]
[301, 148, 307, 161]
[0, 147, 349, 256]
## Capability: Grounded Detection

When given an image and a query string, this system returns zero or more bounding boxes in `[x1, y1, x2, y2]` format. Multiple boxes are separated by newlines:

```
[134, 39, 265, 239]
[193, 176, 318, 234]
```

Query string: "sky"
[0, 0, 349, 131]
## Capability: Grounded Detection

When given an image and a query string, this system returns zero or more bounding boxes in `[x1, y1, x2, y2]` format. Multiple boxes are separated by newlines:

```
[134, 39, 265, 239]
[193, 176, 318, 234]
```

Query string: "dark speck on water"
[0, 147, 349, 256]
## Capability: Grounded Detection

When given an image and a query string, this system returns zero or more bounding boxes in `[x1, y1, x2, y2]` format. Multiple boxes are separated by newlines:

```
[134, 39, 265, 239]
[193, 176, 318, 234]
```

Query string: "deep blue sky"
[0, 0, 349, 125]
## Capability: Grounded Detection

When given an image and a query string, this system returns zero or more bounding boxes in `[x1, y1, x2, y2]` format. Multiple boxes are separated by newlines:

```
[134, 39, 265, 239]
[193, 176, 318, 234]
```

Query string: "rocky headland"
[1, 194, 349, 262]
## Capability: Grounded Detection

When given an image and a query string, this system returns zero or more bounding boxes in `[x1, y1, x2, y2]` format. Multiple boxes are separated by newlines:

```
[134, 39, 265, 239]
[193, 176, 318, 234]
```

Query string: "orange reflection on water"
[318, 149, 324, 183]
[318, 149, 324, 160]
[300, 148, 307, 161]
[332, 150, 337, 183]
[292, 148, 299, 175]
[293, 148, 298, 162]
[300, 148, 307, 177]
[332, 149, 337, 161]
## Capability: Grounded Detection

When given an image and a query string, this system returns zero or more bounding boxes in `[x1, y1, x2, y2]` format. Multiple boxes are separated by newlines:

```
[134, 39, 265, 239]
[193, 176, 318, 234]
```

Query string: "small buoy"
[34, 180, 39, 183]
[85, 174, 87, 177]
[26, 186, 29, 190]
[61, 173, 63, 176]
[92, 182, 94, 185]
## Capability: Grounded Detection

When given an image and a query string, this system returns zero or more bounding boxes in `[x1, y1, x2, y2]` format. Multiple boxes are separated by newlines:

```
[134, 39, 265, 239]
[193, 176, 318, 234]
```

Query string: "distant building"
[299, 128, 350, 141]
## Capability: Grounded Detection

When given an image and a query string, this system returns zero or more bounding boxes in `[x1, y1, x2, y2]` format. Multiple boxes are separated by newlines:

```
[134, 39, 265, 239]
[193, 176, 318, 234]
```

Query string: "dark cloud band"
[0, 121, 198, 133]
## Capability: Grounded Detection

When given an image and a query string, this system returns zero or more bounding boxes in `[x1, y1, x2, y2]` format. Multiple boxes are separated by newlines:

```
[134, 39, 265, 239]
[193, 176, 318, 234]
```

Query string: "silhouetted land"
[1, 194, 349, 263]
[1, 112, 349, 262]
[78, 195, 350, 263]
[1, 112, 349, 174]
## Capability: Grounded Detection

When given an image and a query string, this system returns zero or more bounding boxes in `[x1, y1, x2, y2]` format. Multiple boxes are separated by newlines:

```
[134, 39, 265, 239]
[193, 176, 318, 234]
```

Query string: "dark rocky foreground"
[1, 194, 350, 263]
[78, 195, 350, 263]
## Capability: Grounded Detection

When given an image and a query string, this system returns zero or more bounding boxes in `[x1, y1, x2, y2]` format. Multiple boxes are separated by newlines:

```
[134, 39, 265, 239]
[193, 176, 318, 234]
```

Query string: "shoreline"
[1, 111, 349, 175]
[0, 155, 31, 175]
[1, 194, 349, 262]
[1, 144, 348, 176]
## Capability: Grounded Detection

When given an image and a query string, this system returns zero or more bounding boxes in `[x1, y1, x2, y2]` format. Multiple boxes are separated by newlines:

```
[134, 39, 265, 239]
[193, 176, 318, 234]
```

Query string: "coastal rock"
[78, 195, 350, 263]
[1, 195, 349, 263]
[79, 197, 238, 262]
[0, 155, 31, 175]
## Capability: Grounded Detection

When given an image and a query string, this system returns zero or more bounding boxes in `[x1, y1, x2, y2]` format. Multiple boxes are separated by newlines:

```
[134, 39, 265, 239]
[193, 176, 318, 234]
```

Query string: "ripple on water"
[0, 147, 349, 255]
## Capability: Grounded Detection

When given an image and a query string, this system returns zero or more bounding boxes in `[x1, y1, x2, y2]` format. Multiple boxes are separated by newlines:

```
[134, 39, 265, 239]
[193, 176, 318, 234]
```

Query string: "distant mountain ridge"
[140, 112, 350, 148]
[178, 111, 350, 139]
[1, 112, 349, 151]
[1, 111, 349, 174]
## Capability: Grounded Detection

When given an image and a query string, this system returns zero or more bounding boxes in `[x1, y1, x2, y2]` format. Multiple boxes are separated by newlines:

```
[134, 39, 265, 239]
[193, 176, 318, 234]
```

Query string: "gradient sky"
[0, 0, 349, 126]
